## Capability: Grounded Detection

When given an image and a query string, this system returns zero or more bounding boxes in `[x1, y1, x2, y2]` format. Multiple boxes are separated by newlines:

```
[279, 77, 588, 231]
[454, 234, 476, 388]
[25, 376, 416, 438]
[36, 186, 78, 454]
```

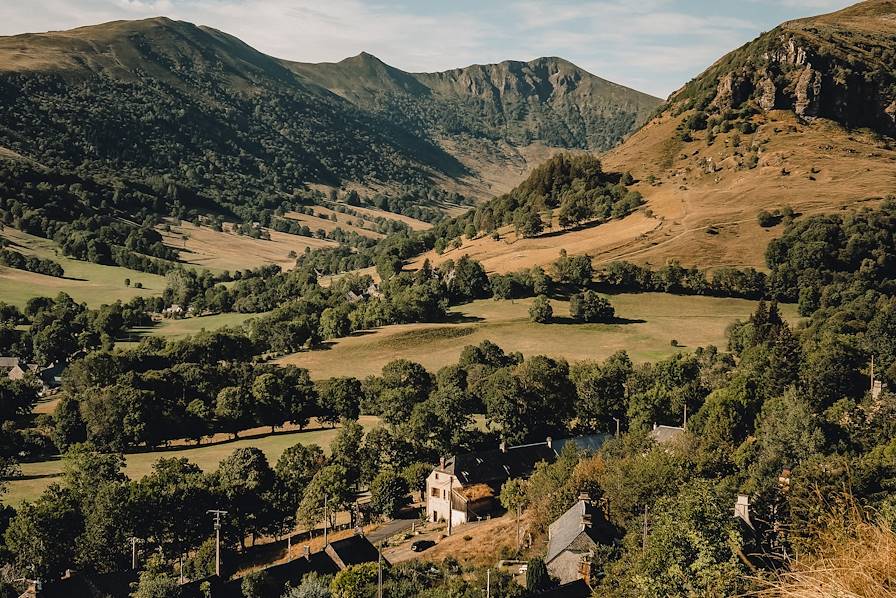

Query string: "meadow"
[0, 228, 165, 307]
[6, 416, 381, 506]
[279, 292, 799, 379]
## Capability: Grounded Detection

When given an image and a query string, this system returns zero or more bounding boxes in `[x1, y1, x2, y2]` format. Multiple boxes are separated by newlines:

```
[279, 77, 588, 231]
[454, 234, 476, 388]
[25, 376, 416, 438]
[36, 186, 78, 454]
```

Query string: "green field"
[0, 228, 165, 307]
[116, 311, 265, 349]
[280, 292, 799, 379]
[5, 416, 381, 506]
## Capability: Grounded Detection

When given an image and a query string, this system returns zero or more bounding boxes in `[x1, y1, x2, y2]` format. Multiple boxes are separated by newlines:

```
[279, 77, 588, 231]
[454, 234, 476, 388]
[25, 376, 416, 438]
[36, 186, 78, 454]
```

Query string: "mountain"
[289, 53, 660, 151]
[599, 0, 896, 269]
[0, 18, 658, 220]
[405, 0, 896, 275]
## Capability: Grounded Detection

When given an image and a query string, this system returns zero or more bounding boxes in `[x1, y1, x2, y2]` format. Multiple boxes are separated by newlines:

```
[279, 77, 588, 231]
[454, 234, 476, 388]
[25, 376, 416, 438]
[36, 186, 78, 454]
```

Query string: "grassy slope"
[6, 416, 381, 506]
[279, 293, 799, 379]
[0, 228, 166, 307]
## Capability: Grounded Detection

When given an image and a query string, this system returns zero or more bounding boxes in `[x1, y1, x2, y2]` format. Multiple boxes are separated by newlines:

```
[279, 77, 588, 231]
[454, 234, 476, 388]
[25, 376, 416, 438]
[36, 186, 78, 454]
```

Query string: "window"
[434, 473, 439, 480]
[430, 487, 440, 498]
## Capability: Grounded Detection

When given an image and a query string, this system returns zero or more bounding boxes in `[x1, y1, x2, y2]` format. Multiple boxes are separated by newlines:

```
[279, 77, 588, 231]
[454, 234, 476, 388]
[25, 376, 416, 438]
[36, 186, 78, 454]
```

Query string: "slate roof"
[649, 424, 685, 445]
[438, 435, 613, 487]
[554, 433, 613, 455]
[537, 579, 593, 598]
[326, 534, 384, 569]
[546, 500, 612, 563]
[0, 357, 21, 369]
[439, 442, 556, 486]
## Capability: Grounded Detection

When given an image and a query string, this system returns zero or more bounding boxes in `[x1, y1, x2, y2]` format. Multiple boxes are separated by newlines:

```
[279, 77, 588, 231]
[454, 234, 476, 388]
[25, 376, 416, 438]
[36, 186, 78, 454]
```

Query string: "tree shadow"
[550, 315, 646, 325]
[445, 312, 484, 324]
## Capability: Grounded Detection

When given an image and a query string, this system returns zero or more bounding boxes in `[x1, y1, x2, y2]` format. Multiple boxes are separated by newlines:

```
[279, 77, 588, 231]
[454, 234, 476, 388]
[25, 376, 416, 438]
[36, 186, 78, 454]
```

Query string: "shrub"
[529, 295, 553, 324]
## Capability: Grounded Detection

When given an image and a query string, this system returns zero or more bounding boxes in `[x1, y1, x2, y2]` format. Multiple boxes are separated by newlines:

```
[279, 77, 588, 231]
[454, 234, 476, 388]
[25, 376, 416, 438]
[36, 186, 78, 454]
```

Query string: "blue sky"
[0, 0, 855, 97]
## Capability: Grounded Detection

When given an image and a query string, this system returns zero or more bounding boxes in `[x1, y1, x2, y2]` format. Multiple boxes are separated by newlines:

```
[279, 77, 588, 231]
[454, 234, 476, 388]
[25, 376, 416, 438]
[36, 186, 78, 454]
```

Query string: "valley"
[0, 1, 895, 597]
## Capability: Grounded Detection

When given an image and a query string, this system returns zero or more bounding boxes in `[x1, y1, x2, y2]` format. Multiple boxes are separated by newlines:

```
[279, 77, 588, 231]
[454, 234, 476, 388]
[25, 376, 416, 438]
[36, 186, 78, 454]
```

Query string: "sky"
[0, 0, 856, 98]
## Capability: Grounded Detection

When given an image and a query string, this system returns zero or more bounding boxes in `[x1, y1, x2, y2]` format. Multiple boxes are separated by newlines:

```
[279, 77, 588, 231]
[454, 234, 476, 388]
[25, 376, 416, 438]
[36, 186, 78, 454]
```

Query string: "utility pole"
[447, 476, 453, 536]
[486, 568, 491, 598]
[612, 417, 620, 437]
[323, 494, 329, 547]
[516, 504, 521, 549]
[130, 537, 141, 570]
[642, 505, 649, 550]
[377, 542, 383, 598]
[683, 404, 688, 429]
[207, 509, 228, 577]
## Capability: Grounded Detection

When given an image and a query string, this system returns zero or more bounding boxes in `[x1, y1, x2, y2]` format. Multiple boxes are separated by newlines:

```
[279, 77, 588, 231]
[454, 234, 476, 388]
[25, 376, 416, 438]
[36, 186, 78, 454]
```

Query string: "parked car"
[411, 539, 435, 552]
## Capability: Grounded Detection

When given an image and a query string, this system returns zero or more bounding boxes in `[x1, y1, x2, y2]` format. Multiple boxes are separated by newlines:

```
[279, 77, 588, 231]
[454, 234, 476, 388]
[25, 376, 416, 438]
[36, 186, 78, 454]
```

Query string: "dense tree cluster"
[0, 247, 64, 278]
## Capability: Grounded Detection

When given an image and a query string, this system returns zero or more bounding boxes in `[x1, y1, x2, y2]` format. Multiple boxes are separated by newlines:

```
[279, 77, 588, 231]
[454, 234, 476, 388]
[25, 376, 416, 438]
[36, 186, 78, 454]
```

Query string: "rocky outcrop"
[794, 66, 823, 118]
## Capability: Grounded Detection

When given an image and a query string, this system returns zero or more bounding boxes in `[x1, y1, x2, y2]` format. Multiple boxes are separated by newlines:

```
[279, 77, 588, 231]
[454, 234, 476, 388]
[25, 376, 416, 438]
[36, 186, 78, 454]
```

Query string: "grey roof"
[554, 433, 612, 455]
[546, 500, 610, 563]
[326, 534, 382, 568]
[0, 357, 21, 369]
[438, 434, 613, 487]
[440, 442, 556, 486]
[649, 425, 685, 445]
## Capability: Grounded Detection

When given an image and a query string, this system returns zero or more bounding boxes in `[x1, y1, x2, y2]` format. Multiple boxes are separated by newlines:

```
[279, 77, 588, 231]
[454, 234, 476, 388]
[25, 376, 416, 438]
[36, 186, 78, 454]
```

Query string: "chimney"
[653, 422, 658, 430]
[578, 491, 591, 503]
[439, 456, 445, 469]
[546, 436, 553, 449]
[581, 513, 593, 528]
[500, 440, 507, 453]
[579, 555, 594, 587]
[304, 545, 311, 561]
[734, 494, 752, 528]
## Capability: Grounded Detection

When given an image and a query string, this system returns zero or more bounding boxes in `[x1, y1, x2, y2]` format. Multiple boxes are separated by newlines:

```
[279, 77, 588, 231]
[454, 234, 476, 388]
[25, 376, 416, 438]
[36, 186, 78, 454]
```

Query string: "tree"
[61, 442, 126, 504]
[4, 484, 81, 581]
[329, 420, 365, 485]
[283, 572, 332, 598]
[242, 570, 277, 598]
[52, 395, 86, 451]
[605, 480, 746, 597]
[552, 249, 593, 287]
[76, 481, 134, 573]
[330, 562, 378, 598]
[526, 558, 552, 593]
[298, 465, 354, 532]
[513, 209, 544, 238]
[570, 352, 632, 432]
[318, 377, 362, 425]
[529, 295, 553, 324]
[215, 447, 275, 549]
[749, 389, 825, 487]
[320, 307, 350, 340]
[401, 462, 431, 502]
[132, 554, 182, 598]
[215, 386, 251, 439]
[377, 360, 433, 425]
[275, 443, 327, 500]
[500, 478, 528, 549]
[369, 470, 409, 519]
[569, 290, 614, 322]
[133, 457, 213, 557]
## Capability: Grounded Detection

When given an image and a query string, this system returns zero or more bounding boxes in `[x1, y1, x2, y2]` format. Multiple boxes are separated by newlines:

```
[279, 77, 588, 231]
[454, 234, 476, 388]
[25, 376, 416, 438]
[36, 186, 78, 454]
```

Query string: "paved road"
[367, 517, 417, 544]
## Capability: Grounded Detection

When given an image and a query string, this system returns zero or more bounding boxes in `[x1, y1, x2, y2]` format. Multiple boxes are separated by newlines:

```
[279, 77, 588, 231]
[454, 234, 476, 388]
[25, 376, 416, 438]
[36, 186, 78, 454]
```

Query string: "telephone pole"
[130, 537, 140, 570]
[323, 494, 329, 547]
[447, 476, 453, 536]
[207, 509, 228, 577]
[377, 542, 383, 598]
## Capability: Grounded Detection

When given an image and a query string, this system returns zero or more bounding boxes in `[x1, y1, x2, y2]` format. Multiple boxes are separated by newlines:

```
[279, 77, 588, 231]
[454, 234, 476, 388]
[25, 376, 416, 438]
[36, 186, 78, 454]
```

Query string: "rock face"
[676, 1, 896, 136]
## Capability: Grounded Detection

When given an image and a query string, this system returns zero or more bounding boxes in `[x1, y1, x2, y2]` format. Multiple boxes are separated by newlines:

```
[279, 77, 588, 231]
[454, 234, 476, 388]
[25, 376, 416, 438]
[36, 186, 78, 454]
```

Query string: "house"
[7, 362, 38, 382]
[426, 434, 611, 527]
[162, 304, 185, 318]
[649, 423, 685, 445]
[325, 533, 386, 570]
[545, 495, 614, 585]
[0, 356, 22, 372]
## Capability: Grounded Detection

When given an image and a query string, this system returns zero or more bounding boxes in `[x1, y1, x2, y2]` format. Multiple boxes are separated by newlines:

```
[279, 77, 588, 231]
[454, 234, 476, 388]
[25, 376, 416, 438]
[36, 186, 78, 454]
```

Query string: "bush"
[569, 291, 615, 323]
[529, 295, 553, 324]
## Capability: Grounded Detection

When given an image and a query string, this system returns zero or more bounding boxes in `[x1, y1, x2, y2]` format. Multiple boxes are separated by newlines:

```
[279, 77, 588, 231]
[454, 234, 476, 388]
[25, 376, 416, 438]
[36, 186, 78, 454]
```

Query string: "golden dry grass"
[157, 219, 336, 272]
[754, 515, 896, 598]
[410, 111, 896, 276]
[285, 207, 385, 239]
[278, 293, 797, 379]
